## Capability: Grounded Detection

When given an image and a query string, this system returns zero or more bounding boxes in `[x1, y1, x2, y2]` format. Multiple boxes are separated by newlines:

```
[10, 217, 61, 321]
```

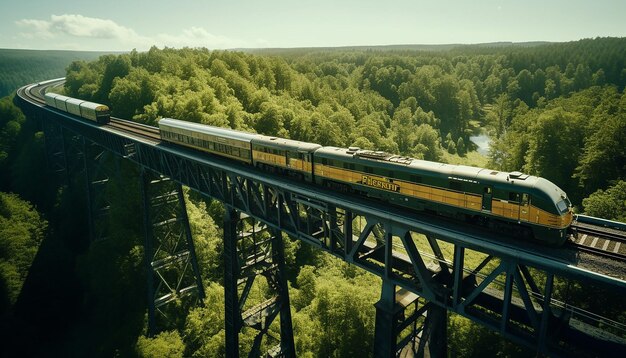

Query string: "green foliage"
[582, 181, 626, 221]
[575, 89, 626, 194]
[524, 107, 585, 197]
[490, 85, 626, 203]
[0, 95, 27, 189]
[0, 49, 107, 97]
[183, 282, 226, 357]
[184, 189, 222, 281]
[291, 256, 379, 357]
[0, 192, 46, 310]
[136, 330, 185, 358]
[4, 37, 626, 356]
[448, 314, 529, 357]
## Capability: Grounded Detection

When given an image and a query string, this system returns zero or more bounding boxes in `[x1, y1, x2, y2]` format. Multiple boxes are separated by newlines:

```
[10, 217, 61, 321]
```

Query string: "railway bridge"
[15, 79, 626, 357]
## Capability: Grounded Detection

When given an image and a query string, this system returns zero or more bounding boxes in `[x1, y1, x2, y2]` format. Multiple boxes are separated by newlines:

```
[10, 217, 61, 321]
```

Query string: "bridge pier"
[223, 207, 295, 357]
[82, 140, 119, 242]
[374, 281, 447, 358]
[140, 168, 205, 336]
[41, 118, 69, 185]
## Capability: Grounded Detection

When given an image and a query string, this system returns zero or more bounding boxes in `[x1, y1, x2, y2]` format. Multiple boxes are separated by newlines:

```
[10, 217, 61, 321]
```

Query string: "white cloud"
[15, 14, 247, 50]
[49, 14, 141, 40]
[16, 14, 145, 42]
[15, 19, 54, 39]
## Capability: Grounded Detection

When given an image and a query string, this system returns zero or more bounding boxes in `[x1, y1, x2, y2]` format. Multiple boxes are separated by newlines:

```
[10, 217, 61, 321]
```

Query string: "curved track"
[19, 79, 161, 142]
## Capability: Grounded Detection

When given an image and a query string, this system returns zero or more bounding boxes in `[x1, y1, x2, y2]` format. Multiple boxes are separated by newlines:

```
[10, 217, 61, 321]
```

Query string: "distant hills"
[0, 49, 118, 97]
[242, 41, 552, 54]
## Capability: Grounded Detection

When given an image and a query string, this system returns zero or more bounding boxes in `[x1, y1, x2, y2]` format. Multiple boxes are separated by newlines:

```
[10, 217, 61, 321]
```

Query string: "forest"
[0, 49, 112, 98]
[0, 37, 625, 356]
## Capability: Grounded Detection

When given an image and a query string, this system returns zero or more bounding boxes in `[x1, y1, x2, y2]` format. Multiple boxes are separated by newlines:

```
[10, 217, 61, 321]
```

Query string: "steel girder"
[41, 117, 69, 184]
[224, 208, 295, 357]
[21, 102, 626, 356]
[140, 168, 206, 336]
[82, 140, 118, 242]
[130, 143, 626, 356]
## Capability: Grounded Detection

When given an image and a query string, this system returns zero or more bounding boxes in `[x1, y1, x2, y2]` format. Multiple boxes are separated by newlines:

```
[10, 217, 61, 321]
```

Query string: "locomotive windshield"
[556, 198, 570, 213]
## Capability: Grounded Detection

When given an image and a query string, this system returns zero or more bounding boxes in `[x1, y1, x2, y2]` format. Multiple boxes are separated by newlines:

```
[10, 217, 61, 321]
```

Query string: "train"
[158, 118, 573, 246]
[44, 93, 111, 124]
[43, 93, 573, 245]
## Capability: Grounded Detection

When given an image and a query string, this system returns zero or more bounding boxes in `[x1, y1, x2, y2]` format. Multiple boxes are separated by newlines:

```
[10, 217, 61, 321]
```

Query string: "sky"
[1, 0, 625, 51]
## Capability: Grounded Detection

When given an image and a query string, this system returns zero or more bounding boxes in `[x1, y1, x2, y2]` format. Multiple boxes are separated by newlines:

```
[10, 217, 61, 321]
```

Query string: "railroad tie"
[613, 242, 621, 253]
[577, 234, 587, 245]
[602, 240, 610, 251]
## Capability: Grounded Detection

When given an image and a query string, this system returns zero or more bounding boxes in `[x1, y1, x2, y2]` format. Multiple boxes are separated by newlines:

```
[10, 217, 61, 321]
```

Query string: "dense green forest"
[0, 49, 114, 98]
[1, 37, 625, 356]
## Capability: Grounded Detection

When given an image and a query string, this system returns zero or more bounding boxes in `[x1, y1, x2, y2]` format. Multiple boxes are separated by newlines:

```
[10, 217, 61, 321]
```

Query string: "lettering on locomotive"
[361, 175, 400, 192]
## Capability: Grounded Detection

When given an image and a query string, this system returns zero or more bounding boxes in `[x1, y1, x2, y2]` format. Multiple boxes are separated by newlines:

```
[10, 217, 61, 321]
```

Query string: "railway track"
[570, 218, 626, 261]
[109, 118, 161, 141]
[21, 80, 161, 142]
[20, 79, 626, 263]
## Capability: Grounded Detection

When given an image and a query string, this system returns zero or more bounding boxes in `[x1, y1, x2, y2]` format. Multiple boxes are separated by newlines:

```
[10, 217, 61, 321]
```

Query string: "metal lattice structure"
[140, 168, 206, 335]
[16, 91, 626, 357]
[224, 209, 295, 357]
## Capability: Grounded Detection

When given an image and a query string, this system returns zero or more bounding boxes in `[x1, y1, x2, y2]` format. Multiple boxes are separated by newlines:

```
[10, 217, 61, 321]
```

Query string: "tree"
[96, 55, 132, 103]
[136, 331, 185, 358]
[0, 192, 46, 309]
[575, 104, 626, 195]
[390, 107, 415, 154]
[582, 181, 626, 222]
[524, 107, 586, 198]
[413, 124, 443, 161]
[456, 137, 467, 156]
[254, 102, 285, 136]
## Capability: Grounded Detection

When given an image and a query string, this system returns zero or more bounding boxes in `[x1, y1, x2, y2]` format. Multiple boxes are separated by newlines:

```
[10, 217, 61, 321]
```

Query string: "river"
[469, 132, 491, 156]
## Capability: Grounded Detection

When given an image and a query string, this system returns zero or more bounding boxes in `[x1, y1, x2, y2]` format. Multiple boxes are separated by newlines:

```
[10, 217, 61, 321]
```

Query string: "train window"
[365, 166, 373, 174]
[348, 163, 355, 170]
[508, 192, 520, 202]
[449, 181, 463, 191]
[522, 193, 529, 205]
[321, 158, 327, 165]
[388, 170, 394, 177]
[410, 175, 422, 183]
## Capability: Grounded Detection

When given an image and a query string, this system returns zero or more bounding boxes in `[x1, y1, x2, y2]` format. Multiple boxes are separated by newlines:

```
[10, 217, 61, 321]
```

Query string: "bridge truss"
[16, 89, 626, 357]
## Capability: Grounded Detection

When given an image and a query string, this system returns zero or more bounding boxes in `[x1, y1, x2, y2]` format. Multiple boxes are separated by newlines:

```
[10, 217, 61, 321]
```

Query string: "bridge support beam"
[82, 140, 118, 242]
[374, 281, 447, 357]
[223, 207, 295, 358]
[41, 119, 70, 185]
[140, 168, 205, 336]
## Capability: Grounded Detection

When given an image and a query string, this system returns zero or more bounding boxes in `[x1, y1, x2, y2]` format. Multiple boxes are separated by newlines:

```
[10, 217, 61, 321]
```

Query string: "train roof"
[45, 92, 109, 111]
[252, 135, 321, 152]
[45, 92, 70, 101]
[315, 146, 568, 202]
[80, 101, 110, 112]
[158, 118, 258, 143]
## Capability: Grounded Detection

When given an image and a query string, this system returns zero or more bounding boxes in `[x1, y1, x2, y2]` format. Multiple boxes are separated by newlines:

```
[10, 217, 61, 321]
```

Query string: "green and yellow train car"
[251, 136, 320, 181]
[313, 147, 572, 245]
[157, 117, 572, 246]
[159, 118, 257, 163]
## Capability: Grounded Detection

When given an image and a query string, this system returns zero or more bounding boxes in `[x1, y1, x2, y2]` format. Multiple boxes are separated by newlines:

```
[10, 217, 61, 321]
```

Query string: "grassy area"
[441, 149, 490, 168]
